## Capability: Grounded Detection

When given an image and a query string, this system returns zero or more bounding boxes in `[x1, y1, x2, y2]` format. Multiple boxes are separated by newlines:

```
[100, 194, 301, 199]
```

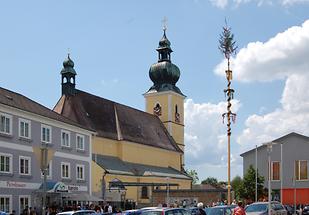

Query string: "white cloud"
[213, 20, 309, 152]
[184, 99, 241, 180]
[209, 0, 309, 9]
[209, 0, 229, 9]
[282, 0, 309, 6]
[215, 20, 309, 82]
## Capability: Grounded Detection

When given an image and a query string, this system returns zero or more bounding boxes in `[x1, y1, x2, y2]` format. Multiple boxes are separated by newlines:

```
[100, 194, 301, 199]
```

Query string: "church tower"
[61, 54, 76, 95]
[144, 28, 185, 167]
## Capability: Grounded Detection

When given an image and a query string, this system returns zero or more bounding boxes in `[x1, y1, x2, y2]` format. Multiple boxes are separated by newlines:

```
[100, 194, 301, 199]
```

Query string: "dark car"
[284, 205, 294, 215]
[207, 205, 236, 215]
[186, 207, 208, 215]
[302, 205, 309, 215]
[141, 208, 190, 215]
[122, 209, 144, 215]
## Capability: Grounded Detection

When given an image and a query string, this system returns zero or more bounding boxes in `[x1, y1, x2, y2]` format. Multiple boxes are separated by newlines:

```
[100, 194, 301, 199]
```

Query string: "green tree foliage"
[218, 21, 238, 60]
[239, 165, 265, 201]
[231, 175, 243, 200]
[201, 177, 219, 187]
[186, 169, 199, 185]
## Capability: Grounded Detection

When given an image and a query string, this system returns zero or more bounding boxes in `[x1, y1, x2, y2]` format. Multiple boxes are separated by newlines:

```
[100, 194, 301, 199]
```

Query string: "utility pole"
[219, 20, 237, 205]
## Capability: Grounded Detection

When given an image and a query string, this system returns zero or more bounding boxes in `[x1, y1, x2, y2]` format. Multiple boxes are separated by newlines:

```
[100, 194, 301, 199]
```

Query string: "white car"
[245, 201, 287, 215]
[57, 210, 96, 215]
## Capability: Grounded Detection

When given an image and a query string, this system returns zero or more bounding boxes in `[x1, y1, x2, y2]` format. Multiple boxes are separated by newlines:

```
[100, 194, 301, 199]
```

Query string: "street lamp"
[263, 142, 273, 215]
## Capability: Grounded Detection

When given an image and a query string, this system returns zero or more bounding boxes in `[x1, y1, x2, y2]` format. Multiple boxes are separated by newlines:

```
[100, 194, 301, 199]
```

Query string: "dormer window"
[153, 103, 162, 116]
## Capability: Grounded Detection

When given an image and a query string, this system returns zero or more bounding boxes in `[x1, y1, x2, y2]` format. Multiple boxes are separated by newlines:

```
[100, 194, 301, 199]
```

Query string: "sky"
[0, 0, 309, 182]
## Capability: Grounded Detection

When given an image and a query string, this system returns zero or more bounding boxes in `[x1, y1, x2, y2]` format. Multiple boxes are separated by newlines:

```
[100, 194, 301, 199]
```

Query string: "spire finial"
[162, 17, 168, 34]
[67, 48, 71, 58]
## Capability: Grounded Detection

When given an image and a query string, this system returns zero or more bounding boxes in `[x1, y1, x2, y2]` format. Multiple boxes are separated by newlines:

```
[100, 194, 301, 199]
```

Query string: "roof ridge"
[76, 89, 161, 119]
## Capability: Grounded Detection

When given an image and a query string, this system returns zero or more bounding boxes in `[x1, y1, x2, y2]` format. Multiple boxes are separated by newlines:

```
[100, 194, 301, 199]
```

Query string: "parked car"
[302, 205, 309, 215]
[245, 201, 287, 215]
[206, 205, 236, 215]
[122, 209, 144, 215]
[141, 208, 190, 215]
[57, 210, 96, 215]
[186, 207, 209, 215]
[284, 205, 294, 215]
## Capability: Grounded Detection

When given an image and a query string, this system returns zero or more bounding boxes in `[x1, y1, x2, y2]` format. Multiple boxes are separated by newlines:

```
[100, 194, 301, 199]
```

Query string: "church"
[53, 29, 192, 206]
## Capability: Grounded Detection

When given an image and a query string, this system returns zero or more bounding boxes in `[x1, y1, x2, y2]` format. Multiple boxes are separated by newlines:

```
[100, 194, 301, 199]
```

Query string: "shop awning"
[38, 181, 68, 193]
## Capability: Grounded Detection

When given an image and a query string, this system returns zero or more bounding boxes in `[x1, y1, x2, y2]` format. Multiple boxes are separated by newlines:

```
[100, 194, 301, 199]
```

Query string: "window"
[272, 161, 280, 181]
[0, 153, 12, 174]
[0, 195, 11, 213]
[61, 162, 70, 179]
[41, 161, 52, 179]
[19, 196, 30, 215]
[19, 118, 31, 139]
[76, 134, 85, 151]
[295, 160, 308, 180]
[41, 125, 51, 143]
[61, 130, 70, 147]
[175, 105, 180, 123]
[153, 103, 162, 116]
[0, 113, 12, 135]
[19, 156, 31, 175]
[76, 164, 85, 180]
[141, 186, 148, 199]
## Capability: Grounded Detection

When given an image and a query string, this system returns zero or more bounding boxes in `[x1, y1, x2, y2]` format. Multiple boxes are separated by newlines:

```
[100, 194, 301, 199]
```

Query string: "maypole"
[219, 21, 237, 205]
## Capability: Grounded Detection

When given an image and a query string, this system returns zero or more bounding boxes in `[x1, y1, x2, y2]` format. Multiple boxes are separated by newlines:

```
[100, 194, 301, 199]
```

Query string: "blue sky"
[1, 0, 309, 181]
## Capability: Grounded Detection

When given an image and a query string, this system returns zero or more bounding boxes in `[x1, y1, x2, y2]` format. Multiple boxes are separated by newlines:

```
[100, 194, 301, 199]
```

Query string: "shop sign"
[67, 185, 88, 192]
[0, 180, 40, 189]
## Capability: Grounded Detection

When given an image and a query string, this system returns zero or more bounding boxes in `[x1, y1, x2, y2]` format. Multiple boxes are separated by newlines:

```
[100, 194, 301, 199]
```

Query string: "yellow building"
[53, 30, 191, 206]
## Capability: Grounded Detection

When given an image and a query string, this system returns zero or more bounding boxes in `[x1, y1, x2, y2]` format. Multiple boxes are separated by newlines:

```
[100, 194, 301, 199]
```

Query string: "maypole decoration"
[219, 21, 237, 205]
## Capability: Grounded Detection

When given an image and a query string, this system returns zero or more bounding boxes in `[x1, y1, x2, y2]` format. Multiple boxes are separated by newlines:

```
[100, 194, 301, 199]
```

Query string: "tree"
[186, 169, 199, 185]
[201, 177, 219, 187]
[239, 165, 265, 201]
[231, 175, 243, 200]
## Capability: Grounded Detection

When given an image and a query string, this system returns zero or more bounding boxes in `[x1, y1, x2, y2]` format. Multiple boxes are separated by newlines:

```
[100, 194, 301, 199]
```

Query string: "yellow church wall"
[171, 123, 184, 148]
[92, 136, 120, 156]
[170, 94, 184, 124]
[145, 93, 169, 122]
[92, 161, 105, 195]
[120, 140, 181, 171]
[91, 136, 182, 171]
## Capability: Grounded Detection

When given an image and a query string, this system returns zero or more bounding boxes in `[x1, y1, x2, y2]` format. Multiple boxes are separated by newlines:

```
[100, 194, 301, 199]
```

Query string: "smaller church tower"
[144, 28, 186, 168]
[61, 54, 76, 95]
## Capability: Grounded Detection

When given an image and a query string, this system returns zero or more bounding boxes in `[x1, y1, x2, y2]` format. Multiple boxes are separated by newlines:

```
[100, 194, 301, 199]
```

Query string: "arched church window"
[141, 186, 148, 199]
[64, 77, 68, 83]
[70, 77, 74, 84]
[153, 103, 162, 116]
[175, 105, 180, 123]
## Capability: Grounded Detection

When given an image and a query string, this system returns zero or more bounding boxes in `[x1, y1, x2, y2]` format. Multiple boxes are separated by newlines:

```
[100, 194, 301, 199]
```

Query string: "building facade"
[0, 87, 93, 214]
[54, 30, 192, 207]
[241, 132, 309, 204]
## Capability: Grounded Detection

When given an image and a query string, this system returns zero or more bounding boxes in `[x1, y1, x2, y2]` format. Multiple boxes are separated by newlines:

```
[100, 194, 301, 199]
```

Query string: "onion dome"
[61, 54, 76, 75]
[61, 54, 76, 96]
[147, 30, 183, 95]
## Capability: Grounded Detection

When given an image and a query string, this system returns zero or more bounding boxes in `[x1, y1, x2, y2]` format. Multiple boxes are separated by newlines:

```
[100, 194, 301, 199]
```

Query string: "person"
[233, 201, 245, 215]
[197, 202, 206, 215]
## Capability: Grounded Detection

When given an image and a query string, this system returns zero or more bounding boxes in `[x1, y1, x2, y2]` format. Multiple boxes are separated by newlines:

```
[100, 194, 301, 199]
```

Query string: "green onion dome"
[148, 30, 183, 95]
[61, 54, 76, 75]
